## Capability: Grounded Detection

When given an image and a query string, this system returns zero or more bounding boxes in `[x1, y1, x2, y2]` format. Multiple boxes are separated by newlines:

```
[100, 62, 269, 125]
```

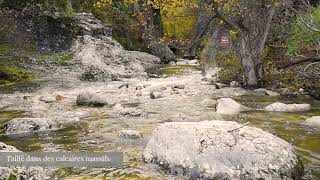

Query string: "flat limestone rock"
[264, 102, 311, 112]
[143, 121, 303, 179]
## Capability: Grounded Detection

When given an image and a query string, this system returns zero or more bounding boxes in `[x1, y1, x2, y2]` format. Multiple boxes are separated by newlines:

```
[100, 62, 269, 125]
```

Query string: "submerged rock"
[200, 99, 217, 108]
[167, 113, 194, 122]
[264, 102, 311, 112]
[118, 130, 143, 139]
[266, 90, 280, 97]
[216, 98, 251, 114]
[143, 121, 303, 179]
[0, 142, 52, 180]
[5, 118, 59, 135]
[253, 88, 279, 97]
[305, 116, 320, 128]
[4, 117, 79, 135]
[39, 96, 57, 103]
[113, 104, 147, 117]
[76, 92, 108, 107]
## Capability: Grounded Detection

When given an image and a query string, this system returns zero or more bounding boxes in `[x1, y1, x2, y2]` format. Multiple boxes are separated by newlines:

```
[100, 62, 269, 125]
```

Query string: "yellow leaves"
[229, 29, 238, 40]
[95, 0, 112, 8]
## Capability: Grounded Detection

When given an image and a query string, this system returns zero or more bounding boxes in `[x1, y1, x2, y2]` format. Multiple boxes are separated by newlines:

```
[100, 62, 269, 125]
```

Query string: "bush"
[215, 52, 242, 84]
[287, 7, 320, 54]
[0, 66, 34, 84]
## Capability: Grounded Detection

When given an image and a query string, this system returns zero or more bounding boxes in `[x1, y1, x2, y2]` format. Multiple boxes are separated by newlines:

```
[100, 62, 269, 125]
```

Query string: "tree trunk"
[239, 34, 258, 87]
[184, 0, 214, 59]
[132, 1, 175, 63]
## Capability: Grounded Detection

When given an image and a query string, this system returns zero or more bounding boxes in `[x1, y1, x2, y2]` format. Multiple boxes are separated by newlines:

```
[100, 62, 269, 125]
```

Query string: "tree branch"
[259, 4, 276, 54]
[278, 57, 320, 69]
[212, 1, 240, 32]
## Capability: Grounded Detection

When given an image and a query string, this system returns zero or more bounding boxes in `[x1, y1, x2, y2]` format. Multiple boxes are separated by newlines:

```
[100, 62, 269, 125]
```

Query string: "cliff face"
[0, 5, 112, 52]
[0, 5, 160, 84]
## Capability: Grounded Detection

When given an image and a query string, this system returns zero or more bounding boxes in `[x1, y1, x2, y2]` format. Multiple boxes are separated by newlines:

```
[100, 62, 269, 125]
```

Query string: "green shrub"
[0, 66, 34, 84]
[215, 52, 242, 84]
[0, 44, 10, 56]
[287, 7, 320, 54]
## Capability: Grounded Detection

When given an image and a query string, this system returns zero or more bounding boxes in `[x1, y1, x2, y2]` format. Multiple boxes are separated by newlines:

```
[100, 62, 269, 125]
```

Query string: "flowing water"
[0, 65, 319, 179]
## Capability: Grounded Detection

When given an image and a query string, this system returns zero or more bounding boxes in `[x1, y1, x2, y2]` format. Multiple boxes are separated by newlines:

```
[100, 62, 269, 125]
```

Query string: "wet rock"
[215, 83, 228, 89]
[167, 114, 194, 122]
[4, 117, 80, 135]
[216, 98, 251, 114]
[266, 90, 280, 97]
[279, 88, 295, 96]
[144, 121, 303, 180]
[253, 89, 279, 96]
[200, 99, 217, 108]
[176, 60, 188, 65]
[118, 83, 129, 89]
[39, 96, 56, 103]
[204, 67, 222, 79]
[118, 130, 143, 139]
[146, 40, 176, 63]
[76, 92, 108, 107]
[0, 142, 53, 180]
[5, 118, 59, 135]
[150, 92, 163, 99]
[264, 102, 311, 112]
[113, 104, 148, 117]
[169, 61, 176, 65]
[253, 88, 267, 96]
[172, 85, 185, 89]
[230, 81, 240, 87]
[305, 116, 320, 128]
[188, 59, 199, 65]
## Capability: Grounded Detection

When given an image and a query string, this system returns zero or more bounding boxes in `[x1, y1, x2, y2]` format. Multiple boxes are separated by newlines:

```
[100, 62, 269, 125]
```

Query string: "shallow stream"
[0, 65, 319, 179]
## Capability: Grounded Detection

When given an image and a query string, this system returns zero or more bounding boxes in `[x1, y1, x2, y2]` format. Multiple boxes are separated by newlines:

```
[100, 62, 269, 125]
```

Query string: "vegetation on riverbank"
[0, 66, 34, 85]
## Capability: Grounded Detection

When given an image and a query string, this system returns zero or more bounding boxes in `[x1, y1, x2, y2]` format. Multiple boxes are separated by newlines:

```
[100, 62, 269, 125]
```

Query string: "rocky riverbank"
[0, 5, 319, 180]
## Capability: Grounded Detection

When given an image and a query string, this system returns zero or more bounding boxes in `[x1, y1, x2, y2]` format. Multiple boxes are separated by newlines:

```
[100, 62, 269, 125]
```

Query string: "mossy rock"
[43, 54, 73, 63]
[0, 44, 11, 56]
[0, 66, 34, 85]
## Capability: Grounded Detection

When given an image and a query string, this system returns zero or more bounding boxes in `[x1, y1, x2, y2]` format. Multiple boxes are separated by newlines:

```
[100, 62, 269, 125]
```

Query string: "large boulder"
[146, 41, 176, 64]
[216, 98, 251, 115]
[264, 102, 311, 112]
[143, 121, 303, 179]
[0, 142, 52, 179]
[305, 116, 320, 128]
[74, 35, 161, 81]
